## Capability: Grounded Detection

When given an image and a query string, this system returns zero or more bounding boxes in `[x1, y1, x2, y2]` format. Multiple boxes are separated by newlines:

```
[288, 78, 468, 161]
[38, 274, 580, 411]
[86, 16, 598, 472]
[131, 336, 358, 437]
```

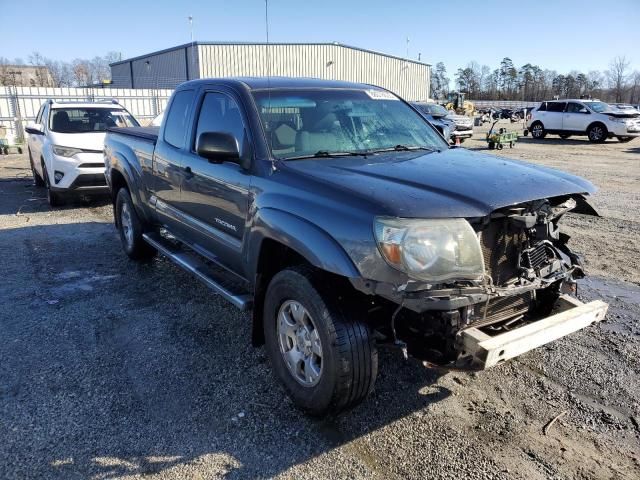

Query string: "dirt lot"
[1, 128, 639, 479]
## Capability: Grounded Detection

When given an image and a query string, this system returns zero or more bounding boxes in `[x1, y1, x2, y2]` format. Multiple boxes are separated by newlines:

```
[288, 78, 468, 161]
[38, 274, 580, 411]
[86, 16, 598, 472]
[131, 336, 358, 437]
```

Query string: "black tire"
[618, 136, 634, 143]
[497, 143, 503, 150]
[530, 122, 546, 139]
[559, 133, 571, 139]
[488, 142, 495, 150]
[30, 151, 45, 187]
[42, 162, 62, 207]
[115, 188, 157, 261]
[264, 266, 378, 415]
[587, 123, 607, 143]
[509, 142, 514, 148]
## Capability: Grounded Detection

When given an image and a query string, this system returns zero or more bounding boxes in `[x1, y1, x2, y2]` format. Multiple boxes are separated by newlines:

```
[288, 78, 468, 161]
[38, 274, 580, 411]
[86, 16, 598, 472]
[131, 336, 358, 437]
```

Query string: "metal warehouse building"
[110, 42, 430, 100]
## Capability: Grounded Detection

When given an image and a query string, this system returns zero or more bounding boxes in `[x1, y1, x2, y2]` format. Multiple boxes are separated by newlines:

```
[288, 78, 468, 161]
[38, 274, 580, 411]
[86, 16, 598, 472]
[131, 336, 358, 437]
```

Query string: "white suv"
[527, 99, 640, 143]
[26, 100, 139, 206]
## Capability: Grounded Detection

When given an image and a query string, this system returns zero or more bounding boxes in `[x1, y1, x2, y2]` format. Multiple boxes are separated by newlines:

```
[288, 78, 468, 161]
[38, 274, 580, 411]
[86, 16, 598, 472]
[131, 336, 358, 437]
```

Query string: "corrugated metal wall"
[111, 45, 198, 89]
[0, 86, 172, 144]
[197, 44, 430, 101]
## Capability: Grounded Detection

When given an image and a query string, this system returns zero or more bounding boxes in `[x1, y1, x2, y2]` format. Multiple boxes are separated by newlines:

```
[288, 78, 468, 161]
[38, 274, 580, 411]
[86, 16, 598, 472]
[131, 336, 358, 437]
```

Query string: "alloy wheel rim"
[277, 300, 323, 386]
[121, 202, 134, 248]
[533, 125, 542, 137]
[590, 127, 603, 140]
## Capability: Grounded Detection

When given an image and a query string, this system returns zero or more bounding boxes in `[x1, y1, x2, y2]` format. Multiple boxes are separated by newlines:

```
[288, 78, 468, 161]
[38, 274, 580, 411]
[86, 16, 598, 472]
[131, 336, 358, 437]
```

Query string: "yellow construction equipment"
[445, 92, 475, 117]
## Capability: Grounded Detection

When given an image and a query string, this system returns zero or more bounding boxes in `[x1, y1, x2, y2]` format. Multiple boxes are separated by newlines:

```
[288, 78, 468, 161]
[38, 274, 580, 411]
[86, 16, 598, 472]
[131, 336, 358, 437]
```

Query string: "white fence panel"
[0, 86, 173, 147]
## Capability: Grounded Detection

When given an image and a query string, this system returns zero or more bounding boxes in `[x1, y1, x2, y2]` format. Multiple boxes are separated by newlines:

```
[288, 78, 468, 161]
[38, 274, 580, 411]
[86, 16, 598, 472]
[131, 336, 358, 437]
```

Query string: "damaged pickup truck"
[104, 78, 608, 415]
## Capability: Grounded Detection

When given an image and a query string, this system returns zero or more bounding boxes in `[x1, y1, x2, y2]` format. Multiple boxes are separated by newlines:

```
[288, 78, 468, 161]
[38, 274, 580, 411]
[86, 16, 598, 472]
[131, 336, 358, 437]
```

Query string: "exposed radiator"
[479, 221, 526, 286]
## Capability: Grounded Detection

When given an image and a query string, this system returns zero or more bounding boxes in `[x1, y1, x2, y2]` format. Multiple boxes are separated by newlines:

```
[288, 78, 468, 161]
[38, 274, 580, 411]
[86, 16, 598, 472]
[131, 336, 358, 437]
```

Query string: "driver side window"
[194, 92, 246, 156]
[566, 102, 587, 114]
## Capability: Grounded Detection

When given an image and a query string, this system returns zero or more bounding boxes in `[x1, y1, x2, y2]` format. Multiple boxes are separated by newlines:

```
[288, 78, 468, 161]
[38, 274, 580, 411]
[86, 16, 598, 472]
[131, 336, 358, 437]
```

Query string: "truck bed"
[108, 126, 159, 142]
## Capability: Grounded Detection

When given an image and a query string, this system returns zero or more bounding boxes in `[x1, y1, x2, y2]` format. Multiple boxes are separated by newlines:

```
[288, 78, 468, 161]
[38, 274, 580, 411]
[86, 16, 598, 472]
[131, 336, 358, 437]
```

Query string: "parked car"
[25, 100, 139, 206]
[612, 104, 640, 114]
[511, 106, 538, 121]
[105, 78, 607, 415]
[527, 99, 640, 143]
[411, 102, 454, 141]
[445, 111, 474, 142]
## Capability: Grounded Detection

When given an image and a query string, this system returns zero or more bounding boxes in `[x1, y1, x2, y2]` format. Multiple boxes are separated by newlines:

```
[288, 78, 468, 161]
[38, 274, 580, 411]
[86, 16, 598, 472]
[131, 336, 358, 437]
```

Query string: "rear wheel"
[531, 122, 546, 139]
[587, 123, 607, 143]
[115, 188, 157, 261]
[264, 266, 378, 415]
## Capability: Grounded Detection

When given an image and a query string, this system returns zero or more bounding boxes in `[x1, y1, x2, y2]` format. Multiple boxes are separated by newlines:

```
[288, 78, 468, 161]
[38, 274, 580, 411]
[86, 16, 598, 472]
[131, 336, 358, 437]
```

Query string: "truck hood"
[49, 131, 107, 151]
[282, 148, 596, 218]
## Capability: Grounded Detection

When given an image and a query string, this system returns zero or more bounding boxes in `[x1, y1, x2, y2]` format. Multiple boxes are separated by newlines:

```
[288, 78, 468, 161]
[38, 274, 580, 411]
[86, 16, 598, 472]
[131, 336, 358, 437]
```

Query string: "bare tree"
[607, 56, 630, 102]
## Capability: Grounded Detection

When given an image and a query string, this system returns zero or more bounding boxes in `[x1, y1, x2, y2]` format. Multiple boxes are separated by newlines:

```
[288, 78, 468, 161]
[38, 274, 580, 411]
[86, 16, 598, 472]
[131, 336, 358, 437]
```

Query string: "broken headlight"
[374, 217, 485, 283]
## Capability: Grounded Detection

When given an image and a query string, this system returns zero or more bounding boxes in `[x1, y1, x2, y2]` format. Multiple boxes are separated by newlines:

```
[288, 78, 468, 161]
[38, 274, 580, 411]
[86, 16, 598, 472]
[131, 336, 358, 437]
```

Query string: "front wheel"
[42, 162, 62, 207]
[530, 122, 546, 139]
[264, 267, 378, 415]
[30, 152, 44, 187]
[587, 123, 607, 143]
[115, 188, 157, 261]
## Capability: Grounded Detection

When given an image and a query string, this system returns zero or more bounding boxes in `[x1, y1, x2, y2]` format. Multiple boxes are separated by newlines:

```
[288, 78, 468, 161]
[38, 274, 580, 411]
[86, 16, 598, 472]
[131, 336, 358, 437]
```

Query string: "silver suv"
[527, 99, 640, 143]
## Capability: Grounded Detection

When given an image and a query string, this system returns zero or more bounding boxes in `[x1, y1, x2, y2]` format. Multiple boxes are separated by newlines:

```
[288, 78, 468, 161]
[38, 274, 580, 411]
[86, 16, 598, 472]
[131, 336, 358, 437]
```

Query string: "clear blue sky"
[2, 0, 639, 75]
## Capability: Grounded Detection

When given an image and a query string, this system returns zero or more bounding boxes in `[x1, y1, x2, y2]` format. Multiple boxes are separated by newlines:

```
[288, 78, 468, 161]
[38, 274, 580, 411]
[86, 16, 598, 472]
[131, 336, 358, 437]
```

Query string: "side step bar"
[143, 232, 253, 311]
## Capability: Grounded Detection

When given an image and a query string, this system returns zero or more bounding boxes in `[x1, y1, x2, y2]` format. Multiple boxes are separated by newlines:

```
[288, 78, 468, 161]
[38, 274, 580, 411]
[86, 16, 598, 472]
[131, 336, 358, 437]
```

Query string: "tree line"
[0, 51, 120, 87]
[431, 56, 640, 104]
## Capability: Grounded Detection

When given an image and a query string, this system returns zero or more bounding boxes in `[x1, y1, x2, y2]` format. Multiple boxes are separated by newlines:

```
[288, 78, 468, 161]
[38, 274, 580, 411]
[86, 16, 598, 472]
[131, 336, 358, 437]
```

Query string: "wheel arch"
[248, 208, 361, 346]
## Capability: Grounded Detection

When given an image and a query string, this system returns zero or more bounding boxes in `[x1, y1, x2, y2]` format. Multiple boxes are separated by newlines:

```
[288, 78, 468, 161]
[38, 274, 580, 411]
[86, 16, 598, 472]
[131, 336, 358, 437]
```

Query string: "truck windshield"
[49, 108, 139, 133]
[253, 89, 448, 159]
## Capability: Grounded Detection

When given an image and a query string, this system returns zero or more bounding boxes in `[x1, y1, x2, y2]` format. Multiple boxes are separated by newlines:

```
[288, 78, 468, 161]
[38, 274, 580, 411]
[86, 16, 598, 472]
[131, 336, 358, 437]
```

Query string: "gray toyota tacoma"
[104, 78, 608, 415]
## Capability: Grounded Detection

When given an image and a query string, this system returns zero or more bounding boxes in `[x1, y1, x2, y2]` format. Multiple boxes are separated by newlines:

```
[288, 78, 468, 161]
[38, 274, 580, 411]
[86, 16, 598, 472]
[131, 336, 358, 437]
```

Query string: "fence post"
[8, 86, 25, 144]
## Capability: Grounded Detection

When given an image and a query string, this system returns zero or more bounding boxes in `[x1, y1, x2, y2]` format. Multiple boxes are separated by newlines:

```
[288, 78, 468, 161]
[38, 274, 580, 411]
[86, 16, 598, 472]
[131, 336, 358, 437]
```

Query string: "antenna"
[264, 0, 271, 80]
[188, 15, 195, 79]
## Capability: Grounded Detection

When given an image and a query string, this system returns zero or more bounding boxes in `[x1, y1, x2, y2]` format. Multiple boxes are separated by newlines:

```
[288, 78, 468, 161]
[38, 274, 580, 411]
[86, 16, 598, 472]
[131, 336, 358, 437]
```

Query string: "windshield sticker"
[365, 89, 399, 101]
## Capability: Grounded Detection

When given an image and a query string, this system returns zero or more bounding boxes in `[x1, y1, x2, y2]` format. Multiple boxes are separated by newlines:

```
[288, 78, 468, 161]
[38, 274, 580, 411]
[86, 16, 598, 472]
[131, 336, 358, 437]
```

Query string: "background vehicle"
[527, 99, 640, 143]
[612, 103, 640, 114]
[25, 100, 139, 205]
[446, 111, 474, 142]
[105, 78, 606, 415]
[411, 102, 454, 141]
[445, 91, 475, 116]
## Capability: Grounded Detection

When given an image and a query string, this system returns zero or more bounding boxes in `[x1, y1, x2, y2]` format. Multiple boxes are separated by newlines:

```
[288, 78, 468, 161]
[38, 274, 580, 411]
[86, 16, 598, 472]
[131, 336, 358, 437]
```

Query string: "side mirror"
[196, 132, 240, 163]
[25, 122, 44, 135]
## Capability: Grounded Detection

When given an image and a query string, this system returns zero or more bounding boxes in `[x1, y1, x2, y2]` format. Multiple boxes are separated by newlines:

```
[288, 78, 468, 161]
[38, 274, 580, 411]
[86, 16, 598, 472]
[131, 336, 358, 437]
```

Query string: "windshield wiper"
[366, 145, 440, 154]
[283, 150, 370, 161]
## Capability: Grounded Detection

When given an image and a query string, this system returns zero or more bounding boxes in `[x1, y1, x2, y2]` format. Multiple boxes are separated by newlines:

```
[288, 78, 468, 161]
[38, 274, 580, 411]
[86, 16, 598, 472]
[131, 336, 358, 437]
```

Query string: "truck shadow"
[1, 219, 453, 479]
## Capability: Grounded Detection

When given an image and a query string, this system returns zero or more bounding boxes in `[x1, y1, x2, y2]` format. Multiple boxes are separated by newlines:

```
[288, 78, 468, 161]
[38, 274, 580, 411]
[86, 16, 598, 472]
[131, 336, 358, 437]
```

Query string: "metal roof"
[109, 41, 430, 68]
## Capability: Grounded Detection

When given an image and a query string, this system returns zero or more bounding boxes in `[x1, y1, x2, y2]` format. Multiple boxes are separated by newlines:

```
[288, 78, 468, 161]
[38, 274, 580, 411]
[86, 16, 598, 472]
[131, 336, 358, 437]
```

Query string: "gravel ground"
[1, 130, 639, 479]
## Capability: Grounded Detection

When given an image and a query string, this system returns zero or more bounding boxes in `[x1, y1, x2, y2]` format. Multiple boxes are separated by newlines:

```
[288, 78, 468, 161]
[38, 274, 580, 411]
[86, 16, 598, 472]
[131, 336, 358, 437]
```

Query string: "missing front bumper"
[457, 295, 608, 369]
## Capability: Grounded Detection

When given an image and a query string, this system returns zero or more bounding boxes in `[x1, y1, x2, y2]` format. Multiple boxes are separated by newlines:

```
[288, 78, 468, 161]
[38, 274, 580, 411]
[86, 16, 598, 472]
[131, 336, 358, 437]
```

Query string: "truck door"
[151, 89, 196, 237]
[179, 90, 251, 275]
[562, 102, 591, 132]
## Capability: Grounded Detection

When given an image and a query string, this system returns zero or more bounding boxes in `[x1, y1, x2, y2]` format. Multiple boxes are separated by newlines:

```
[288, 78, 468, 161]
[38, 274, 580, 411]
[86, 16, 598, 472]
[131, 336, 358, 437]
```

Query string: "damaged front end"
[355, 195, 608, 369]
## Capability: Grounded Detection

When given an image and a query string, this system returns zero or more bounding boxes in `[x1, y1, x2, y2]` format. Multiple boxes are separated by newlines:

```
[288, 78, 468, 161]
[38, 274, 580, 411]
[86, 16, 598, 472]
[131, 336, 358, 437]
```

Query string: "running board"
[142, 232, 253, 311]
